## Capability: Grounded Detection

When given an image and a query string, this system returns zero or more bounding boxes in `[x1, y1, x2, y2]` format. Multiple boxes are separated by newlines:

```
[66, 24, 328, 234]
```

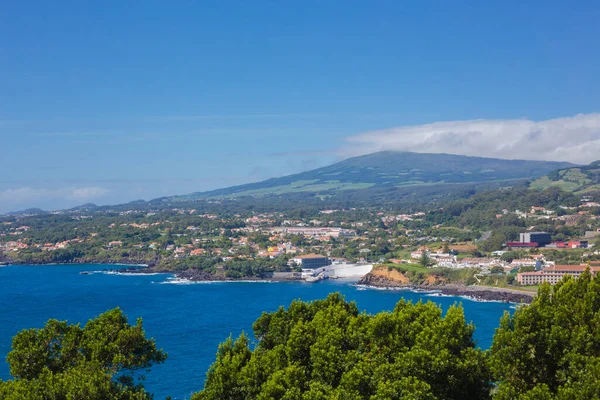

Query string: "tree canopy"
[490, 269, 600, 399]
[0, 308, 166, 400]
[4, 272, 600, 399]
[192, 293, 491, 400]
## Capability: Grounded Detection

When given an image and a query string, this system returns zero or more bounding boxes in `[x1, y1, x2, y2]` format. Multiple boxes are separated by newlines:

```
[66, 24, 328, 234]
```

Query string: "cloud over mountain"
[343, 113, 600, 164]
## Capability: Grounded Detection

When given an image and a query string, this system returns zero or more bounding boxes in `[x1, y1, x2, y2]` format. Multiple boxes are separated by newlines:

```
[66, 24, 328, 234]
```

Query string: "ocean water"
[0, 264, 514, 399]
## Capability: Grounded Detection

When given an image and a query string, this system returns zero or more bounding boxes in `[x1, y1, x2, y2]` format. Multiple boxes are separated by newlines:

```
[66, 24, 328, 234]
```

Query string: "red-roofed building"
[517, 264, 600, 285]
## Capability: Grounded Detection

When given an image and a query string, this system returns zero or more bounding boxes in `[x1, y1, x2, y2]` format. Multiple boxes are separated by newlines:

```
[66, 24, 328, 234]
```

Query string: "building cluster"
[517, 264, 600, 285]
[0, 238, 86, 252]
[0, 241, 29, 252]
[498, 202, 600, 222]
[268, 227, 357, 239]
[381, 211, 427, 225]
[407, 247, 536, 270]
[1, 194, 599, 291]
[506, 231, 590, 249]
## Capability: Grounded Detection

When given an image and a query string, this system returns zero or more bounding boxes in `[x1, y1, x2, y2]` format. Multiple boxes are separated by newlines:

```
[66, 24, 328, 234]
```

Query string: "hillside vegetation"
[530, 160, 600, 193]
[176, 151, 572, 199]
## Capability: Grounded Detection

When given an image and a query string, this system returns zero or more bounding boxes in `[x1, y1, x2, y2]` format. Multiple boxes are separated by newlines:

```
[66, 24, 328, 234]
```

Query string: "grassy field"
[380, 263, 429, 273]
[210, 180, 376, 198]
[530, 168, 593, 192]
[478, 281, 539, 292]
[516, 285, 540, 292]
[530, 176, 582, 191]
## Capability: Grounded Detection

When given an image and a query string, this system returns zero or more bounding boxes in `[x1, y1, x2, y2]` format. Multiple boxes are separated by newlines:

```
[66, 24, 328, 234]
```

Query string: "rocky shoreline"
[3, 261, 536, 303]
[173, 268, 304, 282]
[358, 273, 535, 304]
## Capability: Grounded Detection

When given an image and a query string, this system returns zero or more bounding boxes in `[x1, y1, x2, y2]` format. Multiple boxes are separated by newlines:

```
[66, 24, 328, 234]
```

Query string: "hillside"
[176, 151, 573, 199]
[530, 161, 600, 193]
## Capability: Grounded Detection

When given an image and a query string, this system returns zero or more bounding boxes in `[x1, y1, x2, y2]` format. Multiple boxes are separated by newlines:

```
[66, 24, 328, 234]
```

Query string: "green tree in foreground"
[490, 269, 600, 399]
[419, 251, 433, 267]
[0, 308, 166, 400]
[193, 293, 491, 400]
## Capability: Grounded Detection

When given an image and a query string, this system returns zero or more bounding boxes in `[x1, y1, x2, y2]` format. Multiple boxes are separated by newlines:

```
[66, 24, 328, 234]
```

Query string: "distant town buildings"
[270, 227, 356, 238]
[517, 265, 600, 285]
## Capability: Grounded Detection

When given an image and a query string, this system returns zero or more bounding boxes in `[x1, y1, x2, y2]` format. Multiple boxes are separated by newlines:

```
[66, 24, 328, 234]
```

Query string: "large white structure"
[305, 263, 373, 279]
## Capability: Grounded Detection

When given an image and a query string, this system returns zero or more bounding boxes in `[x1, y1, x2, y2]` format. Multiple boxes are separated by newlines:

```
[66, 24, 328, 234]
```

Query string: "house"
[510, 259, 538, 269]
[581, 202, 600, 208]
[411, 246, 431, 260]
[434, 256, 457, 268]
[459, 258, 495, 268]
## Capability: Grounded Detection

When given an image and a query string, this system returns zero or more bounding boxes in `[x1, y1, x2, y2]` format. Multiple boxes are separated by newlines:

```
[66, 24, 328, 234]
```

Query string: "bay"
[0, 264, 514, 399]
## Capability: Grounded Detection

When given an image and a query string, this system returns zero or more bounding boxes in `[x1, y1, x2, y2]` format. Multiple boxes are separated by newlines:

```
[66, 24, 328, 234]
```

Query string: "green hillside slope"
[530, 161, 600, 193]
[177, 151, 573, 199]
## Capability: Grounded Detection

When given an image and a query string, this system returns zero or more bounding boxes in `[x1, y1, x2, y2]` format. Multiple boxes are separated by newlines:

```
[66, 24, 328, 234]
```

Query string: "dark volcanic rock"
[358, 273, 534, 304]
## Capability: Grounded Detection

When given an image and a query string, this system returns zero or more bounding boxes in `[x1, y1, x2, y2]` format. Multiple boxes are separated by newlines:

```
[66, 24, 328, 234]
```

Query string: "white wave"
[353, 284, 411, 291]
[425, 292, 454, 298]
[158, 277, 275, 285]
[159, 278, 208, 285]
[458, 295, 506, 303]
[113, 272, 169, 276]
[80, 270, 110, 275]
[81, 270, 169, 276]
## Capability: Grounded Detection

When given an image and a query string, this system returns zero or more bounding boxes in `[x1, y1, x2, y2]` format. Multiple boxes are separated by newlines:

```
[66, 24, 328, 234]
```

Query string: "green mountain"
[530, 161, 600, 193]
[177, 151, 573, 199]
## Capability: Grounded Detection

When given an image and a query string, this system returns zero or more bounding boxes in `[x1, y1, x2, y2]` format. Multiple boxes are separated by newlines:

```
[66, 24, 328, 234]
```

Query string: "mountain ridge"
[0, 152, 576, 216]
[171, 151, 574, 200]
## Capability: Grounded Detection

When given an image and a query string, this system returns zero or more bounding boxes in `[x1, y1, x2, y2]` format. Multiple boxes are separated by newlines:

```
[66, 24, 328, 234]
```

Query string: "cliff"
[358, 266, 534, 303]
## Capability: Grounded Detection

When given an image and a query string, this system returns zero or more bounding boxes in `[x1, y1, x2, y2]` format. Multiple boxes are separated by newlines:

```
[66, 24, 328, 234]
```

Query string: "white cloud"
[342, 113, 600, 164]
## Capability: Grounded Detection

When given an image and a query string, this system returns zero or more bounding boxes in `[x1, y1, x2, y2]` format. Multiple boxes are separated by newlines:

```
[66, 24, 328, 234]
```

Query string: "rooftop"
[294, 253, 328, 259]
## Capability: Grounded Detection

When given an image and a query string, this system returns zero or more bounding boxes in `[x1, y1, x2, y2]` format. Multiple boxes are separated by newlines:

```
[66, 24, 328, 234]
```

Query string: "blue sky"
[1, 1, 600, 213]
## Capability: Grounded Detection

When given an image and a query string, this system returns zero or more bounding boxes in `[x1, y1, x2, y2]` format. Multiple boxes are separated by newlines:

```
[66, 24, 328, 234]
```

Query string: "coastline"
[1, 261, 304, 282]
[2, 262, 534, 303]
[357, 274, 535, 304]
[173, 268, 303, 282]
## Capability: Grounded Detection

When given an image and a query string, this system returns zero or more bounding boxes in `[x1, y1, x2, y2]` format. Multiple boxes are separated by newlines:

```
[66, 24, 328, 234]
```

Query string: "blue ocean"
[0, 264, 514, 399]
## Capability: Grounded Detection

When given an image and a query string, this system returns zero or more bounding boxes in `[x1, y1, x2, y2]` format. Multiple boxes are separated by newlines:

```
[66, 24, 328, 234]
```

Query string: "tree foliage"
[490, 269, 600, 399]
[0, 308, 166, 400]
[193, 293, 491, 400]
[6, 270, 600, 399]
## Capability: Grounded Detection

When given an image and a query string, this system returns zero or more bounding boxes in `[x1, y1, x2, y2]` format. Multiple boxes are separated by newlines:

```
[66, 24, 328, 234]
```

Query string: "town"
[1, 186, 600, 289]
